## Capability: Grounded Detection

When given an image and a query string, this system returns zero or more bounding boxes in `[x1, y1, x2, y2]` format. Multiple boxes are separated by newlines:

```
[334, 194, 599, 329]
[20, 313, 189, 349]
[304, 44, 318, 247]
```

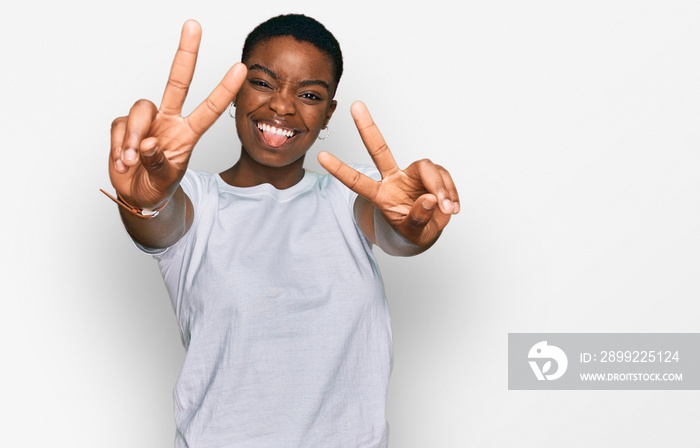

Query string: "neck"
[220, 149, 306, 189]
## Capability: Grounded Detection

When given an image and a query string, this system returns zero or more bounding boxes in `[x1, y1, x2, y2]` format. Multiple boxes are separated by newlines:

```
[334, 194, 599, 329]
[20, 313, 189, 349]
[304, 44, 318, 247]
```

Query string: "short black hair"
[241, 14, 343, 92]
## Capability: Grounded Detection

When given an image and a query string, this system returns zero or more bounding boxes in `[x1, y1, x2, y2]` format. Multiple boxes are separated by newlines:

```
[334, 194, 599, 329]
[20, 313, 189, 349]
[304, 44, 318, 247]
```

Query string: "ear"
[324, 100, 338, 127]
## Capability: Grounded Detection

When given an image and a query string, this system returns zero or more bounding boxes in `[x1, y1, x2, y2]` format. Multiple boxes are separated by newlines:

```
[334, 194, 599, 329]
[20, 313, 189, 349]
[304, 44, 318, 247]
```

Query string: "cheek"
[233, 90, 258, 131]
[302, 106, 331, 130]
[234, 112, 245, 136]
[235, 85, 266, 113]
[234, 106, 254, 142]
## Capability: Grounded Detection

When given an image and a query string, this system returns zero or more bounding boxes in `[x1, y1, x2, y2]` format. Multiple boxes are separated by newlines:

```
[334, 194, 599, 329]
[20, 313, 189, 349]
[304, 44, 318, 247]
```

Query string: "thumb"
[398, 194, 438, 242]
[140, 137, 169, 172]
[139, 137, 178, 186]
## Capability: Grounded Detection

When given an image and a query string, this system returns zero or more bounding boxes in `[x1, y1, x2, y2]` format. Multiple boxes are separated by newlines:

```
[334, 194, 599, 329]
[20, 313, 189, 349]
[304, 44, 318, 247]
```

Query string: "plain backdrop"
[2, 0, 699, 446]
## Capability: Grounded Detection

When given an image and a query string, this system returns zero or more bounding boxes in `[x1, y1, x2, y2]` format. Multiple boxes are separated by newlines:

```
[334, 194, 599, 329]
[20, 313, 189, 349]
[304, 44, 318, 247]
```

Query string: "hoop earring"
[228, 102, 235, 118]
[317, 126, 330, 141]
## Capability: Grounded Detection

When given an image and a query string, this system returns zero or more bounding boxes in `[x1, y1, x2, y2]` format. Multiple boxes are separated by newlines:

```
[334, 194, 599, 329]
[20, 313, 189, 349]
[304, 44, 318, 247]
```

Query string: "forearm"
[118, 186, 193, 249]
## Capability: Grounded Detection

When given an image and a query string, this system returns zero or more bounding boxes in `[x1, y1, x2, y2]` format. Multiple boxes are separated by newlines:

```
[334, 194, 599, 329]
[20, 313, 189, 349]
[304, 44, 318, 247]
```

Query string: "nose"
[268, 89, 296, 116]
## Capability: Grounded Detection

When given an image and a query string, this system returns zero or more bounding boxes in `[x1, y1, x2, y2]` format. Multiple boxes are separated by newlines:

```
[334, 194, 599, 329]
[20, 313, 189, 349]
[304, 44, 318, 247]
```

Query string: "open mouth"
[255, 121, 299, 148]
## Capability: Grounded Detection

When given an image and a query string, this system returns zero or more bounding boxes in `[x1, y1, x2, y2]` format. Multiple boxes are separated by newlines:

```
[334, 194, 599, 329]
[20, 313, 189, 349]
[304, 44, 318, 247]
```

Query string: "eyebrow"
[249, 64, 278, 80]
[300, 79, 331, 92]
[249, 64, 331, 93]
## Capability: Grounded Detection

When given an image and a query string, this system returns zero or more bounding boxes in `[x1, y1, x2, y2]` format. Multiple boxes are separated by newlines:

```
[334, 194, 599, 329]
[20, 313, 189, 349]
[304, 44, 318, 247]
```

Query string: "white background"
[2, 0, 699, 446]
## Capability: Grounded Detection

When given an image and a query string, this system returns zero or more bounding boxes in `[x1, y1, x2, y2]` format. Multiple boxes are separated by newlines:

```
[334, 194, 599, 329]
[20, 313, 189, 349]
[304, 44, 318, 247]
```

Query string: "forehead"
[246, 36, 335, 82]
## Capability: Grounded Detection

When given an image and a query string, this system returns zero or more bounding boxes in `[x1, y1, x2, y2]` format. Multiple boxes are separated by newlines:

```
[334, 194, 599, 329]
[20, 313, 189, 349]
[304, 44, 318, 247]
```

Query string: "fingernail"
[124, 148, 137, 162]
[454, 202, 460, 214]
[422, 197, 437, 211]
[142, 146, 157, 157]
[442, 199, 452, 211]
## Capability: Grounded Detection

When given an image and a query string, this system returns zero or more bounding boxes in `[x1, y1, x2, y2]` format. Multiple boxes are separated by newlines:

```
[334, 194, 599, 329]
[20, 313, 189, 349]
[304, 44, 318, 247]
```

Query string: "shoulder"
[180, 170, 217, 195]
[179, 169, 223, 209]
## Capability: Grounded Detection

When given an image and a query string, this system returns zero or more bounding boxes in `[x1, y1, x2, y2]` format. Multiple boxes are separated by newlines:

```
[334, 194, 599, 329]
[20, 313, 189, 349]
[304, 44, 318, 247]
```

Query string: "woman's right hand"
[109, 20, 247, 210]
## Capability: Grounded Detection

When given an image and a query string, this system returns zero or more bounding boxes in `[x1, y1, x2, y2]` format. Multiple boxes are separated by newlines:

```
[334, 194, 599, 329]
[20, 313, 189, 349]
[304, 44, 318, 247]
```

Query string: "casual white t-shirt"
[144, 166, 393, 448]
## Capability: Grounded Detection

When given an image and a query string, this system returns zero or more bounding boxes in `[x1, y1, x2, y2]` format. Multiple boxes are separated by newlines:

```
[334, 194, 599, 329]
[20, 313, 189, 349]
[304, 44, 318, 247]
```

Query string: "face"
[234, 36, 337, 169]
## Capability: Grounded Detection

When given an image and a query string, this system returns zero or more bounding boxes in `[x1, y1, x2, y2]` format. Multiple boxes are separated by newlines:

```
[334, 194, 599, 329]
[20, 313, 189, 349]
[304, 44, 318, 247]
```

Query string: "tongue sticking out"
[262, 130, 289, 148]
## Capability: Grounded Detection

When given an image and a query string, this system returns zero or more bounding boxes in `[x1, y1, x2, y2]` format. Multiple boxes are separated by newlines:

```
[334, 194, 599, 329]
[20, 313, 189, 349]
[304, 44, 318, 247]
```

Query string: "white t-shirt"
[145, 167, 393, 448]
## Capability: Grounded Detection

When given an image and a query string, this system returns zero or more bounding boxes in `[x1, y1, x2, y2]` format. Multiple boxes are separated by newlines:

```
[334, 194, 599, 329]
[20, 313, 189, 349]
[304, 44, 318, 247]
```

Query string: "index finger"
[351, 101, 399, 178]
[318, 151, 380, 201]
[160, 20, 202, 115]
[187, 63, 247, 136]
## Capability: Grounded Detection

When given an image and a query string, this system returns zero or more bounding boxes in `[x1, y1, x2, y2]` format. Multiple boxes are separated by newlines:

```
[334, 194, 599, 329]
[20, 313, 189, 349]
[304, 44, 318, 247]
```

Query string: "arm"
[116, 186, 193, 249]
[106, 20, 247, 248]
[319, 101, 459, 256]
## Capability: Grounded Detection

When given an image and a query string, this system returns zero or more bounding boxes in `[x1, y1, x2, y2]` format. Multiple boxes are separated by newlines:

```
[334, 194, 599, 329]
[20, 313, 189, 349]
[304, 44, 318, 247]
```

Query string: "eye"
[250, 79, 272, 89]
[300, 92, 322, 101]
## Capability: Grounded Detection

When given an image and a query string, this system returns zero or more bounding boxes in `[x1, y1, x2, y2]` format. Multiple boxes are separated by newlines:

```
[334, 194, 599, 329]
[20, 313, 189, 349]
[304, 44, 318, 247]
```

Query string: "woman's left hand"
[318, 101, 459, 248]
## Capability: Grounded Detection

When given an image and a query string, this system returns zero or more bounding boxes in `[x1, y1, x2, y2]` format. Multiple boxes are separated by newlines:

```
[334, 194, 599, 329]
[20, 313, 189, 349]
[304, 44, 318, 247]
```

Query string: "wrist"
[100, 189, 169, 219]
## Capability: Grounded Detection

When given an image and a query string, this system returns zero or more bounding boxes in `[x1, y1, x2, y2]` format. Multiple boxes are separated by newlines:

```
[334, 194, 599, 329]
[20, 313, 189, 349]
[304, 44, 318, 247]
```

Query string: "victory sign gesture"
[319, 101, 459, 250]
[108, 20, 247, 214]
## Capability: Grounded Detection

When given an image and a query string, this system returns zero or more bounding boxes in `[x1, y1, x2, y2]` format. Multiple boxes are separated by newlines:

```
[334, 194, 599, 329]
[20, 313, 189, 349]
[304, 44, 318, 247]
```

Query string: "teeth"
[257, 122, 295, 138]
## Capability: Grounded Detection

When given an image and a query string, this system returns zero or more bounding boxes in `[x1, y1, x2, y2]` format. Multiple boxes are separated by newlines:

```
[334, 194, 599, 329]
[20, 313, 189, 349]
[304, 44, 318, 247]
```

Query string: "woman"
[106, 14, 459, 447]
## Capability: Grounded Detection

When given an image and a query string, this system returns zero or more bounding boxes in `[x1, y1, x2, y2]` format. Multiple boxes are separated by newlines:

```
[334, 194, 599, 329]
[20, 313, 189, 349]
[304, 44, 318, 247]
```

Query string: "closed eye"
[250, 79, 272, 89]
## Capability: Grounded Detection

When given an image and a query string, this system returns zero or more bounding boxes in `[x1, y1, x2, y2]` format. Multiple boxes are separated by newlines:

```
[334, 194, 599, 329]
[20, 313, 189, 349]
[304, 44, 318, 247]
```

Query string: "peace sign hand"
[318, 101, 459, 249]
[108, 20, 247, 210]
